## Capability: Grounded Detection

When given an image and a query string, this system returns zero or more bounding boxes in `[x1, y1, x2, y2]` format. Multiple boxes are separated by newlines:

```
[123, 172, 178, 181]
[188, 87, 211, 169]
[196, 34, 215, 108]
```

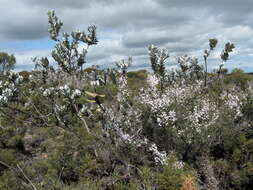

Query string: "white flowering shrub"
[0, 72, 23, 104]
[0, 11, 252, 190]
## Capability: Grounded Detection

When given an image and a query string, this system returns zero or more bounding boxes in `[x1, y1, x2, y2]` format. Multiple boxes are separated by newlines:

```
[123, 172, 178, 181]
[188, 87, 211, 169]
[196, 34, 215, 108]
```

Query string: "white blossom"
[149, 143, 167, 165]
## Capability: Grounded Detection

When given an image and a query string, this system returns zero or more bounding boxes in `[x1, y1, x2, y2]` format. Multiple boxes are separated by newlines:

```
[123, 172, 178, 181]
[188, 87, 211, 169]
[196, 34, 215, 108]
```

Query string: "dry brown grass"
[180, 175, 199, 190]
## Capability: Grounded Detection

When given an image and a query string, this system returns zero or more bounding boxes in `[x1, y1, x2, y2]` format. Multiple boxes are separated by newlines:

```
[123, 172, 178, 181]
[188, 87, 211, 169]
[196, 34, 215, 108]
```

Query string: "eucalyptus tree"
[0, 52, 16, 75]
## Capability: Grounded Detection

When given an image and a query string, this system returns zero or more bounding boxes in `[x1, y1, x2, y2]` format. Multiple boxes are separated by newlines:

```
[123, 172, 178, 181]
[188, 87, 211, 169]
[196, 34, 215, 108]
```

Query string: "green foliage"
[242, 96, 253, 121]
[0, 149, 17, 166]
[114, 182, 140, 190]
[148, 45, 169, 90]
[221, 42, 235, 62]
[127, 70, 148, 91]
[157, 154, 195, 190]
[138, 166, 156, 189]
[0, 52, 16, 74]
[127, 70, 147, 79]
[224, 68, 252, 89]
[58, 181, 100, 190]
[6, 135, 24, 150]
[48, 10, 98, 74]
[209, 38, 218, 50]
[0, 170, 26, 190]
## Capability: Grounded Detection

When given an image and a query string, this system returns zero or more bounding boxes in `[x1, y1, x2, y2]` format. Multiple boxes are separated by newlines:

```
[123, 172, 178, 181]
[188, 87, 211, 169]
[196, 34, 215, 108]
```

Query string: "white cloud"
[0, 0, 253, 72]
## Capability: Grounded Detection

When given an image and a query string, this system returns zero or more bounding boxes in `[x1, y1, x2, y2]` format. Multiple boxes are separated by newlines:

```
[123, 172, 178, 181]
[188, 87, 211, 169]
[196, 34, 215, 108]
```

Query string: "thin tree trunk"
[204, 57, 208, 87]
[197, 153, 219, 190]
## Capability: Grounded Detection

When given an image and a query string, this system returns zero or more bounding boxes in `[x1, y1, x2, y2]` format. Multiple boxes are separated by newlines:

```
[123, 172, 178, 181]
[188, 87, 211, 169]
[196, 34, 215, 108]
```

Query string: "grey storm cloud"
[22, 0, 91, 9]
[157, 0, 253, 27]
[122, 30, 184, 48]
[22, 0, 121, 9]
[1, 0, 253, 71]
[1, 20, 48, 40]
[157, 0, 253, 14]
[0, 0, 194, 40]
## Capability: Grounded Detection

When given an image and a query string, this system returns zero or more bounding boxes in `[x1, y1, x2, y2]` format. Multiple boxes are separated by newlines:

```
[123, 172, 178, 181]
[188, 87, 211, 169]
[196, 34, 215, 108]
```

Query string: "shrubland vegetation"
[0, 11, 253, 190]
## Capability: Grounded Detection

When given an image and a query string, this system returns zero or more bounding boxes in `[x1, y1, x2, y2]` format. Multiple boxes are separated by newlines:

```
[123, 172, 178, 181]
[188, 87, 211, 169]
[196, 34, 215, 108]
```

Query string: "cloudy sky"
[1, 0, 253, 72]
